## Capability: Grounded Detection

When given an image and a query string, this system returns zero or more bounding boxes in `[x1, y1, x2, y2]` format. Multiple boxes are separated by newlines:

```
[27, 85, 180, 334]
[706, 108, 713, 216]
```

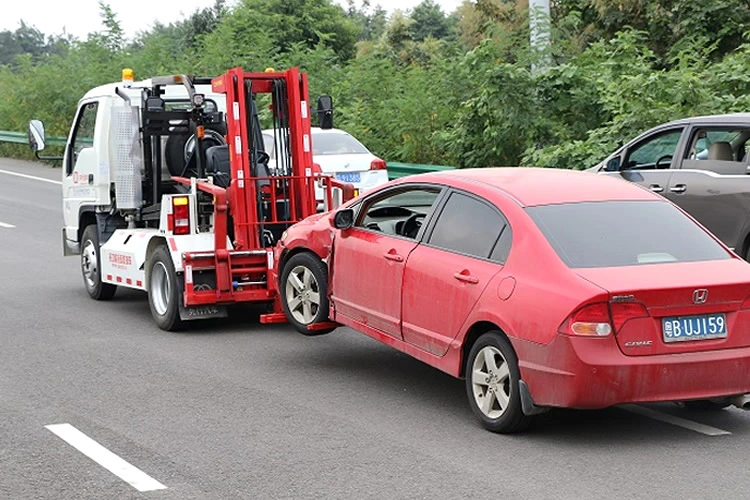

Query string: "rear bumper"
[515, 334, 750, 409]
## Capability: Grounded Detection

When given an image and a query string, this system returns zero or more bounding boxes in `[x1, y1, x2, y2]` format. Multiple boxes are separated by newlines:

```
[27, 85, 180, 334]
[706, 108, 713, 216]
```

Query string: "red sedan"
[274, 168, 750, 433]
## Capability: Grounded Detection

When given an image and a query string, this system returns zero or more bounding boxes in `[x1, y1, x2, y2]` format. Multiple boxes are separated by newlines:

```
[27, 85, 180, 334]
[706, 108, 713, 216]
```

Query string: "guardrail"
[0, 130, 455, 177]
[386, 161, 455, 180]
[0, 130, 67, 146]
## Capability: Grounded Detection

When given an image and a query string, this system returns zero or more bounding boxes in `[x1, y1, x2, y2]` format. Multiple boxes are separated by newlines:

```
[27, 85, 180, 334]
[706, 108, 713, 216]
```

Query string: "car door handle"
[648, 184, 664, 193]
[383, 250, 404, 262]
[670, 184, 687, 194]
[454, 271, 479, 284]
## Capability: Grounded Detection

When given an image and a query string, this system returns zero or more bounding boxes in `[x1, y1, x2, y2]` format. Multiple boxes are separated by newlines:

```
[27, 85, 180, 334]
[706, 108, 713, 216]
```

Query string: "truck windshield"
[527, 200, 731, 268]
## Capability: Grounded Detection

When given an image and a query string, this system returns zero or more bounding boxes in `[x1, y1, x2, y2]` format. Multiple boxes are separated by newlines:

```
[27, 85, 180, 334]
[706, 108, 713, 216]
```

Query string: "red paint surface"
[278, 168, 750, 408]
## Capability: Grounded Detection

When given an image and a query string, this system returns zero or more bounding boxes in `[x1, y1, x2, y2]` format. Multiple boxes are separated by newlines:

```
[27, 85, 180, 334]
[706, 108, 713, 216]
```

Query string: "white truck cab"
[54, 73, 225, 256]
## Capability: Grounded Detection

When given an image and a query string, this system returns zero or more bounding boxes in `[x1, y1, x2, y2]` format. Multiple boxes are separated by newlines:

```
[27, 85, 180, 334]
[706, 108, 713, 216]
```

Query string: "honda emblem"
[692, 289, 708, 304]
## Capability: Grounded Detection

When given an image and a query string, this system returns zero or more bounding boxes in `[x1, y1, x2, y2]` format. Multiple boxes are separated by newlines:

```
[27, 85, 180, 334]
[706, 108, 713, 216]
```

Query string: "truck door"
[63, 100, 101, 242]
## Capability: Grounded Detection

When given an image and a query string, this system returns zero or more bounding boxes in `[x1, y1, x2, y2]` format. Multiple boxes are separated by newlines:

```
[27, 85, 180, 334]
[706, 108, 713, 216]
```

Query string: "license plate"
[179, 305, 228, 321]
[662, 313, 727, 342]
[336, 172, 360, 183]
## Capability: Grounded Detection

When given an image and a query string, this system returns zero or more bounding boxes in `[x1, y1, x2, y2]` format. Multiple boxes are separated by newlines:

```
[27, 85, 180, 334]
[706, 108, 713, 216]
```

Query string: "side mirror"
[317, 95, 334, 129]
[605, 156, 621, 171]
[333, 208, 354, 230]
[28, 120, 46, 152]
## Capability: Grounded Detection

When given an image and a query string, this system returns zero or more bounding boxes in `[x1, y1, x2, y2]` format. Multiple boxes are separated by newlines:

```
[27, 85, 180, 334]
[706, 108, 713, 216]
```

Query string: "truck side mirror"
[332, 208, 354, 230]
[28, 120, 46, 152]
[317, 95, 334, 129]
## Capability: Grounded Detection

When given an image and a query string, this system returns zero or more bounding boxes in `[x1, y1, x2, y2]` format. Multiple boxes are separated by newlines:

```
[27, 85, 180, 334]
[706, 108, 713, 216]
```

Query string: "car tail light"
[172, 196, 190, 235]
[742, 295, 750, 310]
[559, 302, 612, 336]
[609, 301, 649, 331]
[370, 158, 387, 170]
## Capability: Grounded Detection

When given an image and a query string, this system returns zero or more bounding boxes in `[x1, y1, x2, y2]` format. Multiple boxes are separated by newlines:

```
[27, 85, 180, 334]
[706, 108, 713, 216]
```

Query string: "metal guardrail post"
[386, 161, 455, 180]
[0, 130, 68, 147]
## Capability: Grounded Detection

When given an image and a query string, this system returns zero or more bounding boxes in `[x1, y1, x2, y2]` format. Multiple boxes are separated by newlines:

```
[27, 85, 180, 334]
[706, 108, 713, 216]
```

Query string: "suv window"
[428, 192, 509, 260]
[527, 200, 730, 268]
[357, 187, 441, 239]
[683, 127, 750, 175]
[68, 101, 98, 175]
[623, 129, 683, 170]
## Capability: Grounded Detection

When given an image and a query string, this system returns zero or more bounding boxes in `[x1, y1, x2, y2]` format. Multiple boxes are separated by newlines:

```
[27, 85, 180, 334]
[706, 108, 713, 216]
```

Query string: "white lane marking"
[620, 404, 731, 436]
[0, 221, 15, 228]
[45, 423, 167, 492]
[0, 168, 62, 185]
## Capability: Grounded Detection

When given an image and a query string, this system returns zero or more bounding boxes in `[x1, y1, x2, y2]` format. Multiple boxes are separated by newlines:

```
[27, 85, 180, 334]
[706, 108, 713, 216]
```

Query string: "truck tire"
[147, 245, 183, 331]
[80, 225, 117, 300]
[280, 252, 335, 336]
[165, 122, 227, 178]
[465, 332, 533, 433]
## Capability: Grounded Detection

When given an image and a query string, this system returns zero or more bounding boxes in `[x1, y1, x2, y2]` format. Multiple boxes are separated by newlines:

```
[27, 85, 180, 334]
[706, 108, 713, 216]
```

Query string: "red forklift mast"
[172, 67, 321, 313]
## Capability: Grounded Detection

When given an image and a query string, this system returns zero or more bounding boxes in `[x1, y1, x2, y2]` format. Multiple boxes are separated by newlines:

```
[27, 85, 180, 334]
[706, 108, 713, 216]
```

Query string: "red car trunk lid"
[576, 260, 750, 356]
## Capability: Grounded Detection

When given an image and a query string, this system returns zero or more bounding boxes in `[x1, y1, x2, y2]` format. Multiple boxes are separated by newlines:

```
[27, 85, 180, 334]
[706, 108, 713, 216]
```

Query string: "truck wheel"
[147, 245, 183, 331]
[80, 225, 116, 300]
[465, 332, 533, 433]
[280, 252, 334, 336]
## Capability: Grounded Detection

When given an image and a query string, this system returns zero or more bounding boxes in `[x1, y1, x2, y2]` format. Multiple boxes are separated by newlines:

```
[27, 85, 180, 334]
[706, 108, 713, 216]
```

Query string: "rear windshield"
[527, 201, 731, 268]
[312, 133, 369, 155]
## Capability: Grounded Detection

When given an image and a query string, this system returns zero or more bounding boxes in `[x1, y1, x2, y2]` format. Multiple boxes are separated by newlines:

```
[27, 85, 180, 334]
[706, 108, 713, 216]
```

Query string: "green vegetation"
[2, 0, 750, 168]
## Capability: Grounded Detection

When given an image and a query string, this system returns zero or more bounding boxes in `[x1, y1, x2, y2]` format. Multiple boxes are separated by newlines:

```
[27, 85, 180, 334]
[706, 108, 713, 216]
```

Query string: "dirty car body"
[275, 168, 750, 432]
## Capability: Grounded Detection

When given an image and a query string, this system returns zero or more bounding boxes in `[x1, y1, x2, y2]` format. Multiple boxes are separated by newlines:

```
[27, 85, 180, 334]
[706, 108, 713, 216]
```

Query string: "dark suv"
[591, 114, 750, 260]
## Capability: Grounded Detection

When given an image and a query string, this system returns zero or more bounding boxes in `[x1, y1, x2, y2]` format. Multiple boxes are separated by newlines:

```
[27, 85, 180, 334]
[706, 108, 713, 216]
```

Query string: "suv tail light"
[742, 295, 750, 309]
[559, 301, 651, 337]
[370, 158, 387, 170]
[172, 196, 190, 235]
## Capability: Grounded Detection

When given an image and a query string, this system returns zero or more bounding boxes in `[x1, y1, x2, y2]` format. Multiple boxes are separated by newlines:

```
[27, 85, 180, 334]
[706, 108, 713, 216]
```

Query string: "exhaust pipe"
[731, 394, 750, 410]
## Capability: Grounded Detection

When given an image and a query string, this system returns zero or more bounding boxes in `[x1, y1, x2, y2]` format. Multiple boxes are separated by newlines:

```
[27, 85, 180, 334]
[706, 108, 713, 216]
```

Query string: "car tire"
[280, 252, 334, 336]
[465, 331, 533, 433]
[683, 398, 732, 410]
[80, 225, 117, 301]
[147, 245, 184, 331]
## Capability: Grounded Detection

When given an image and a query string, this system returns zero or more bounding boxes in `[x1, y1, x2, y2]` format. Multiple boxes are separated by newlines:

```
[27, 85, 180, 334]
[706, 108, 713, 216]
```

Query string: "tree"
[410, 0, 451, 41]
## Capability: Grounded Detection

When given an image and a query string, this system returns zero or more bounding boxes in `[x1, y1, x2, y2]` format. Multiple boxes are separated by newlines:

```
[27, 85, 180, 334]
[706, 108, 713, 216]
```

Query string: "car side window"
[623, 128, 683, 170]
[683, 127, 750, 175]
[427, 192, 510, 260]
[356, 187, 441, 239]
[489, 225, 512, 264]
[68, 101, 98, 175]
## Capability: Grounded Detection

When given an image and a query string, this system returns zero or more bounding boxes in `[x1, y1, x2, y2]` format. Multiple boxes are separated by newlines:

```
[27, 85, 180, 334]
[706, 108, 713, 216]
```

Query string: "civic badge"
[692, 289, 708, 304]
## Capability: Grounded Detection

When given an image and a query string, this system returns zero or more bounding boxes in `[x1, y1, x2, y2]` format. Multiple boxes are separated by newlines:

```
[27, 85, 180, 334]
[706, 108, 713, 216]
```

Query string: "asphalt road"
[1, 158, 750, 499]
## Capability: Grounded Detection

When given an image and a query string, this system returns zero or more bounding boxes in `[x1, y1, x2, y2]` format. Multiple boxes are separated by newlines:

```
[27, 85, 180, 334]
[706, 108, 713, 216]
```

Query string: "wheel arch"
[146, 236, 168, 261]
[460, 321, 514, 378]
[279, 246, 321, 274]
[78, 209, 97, 243]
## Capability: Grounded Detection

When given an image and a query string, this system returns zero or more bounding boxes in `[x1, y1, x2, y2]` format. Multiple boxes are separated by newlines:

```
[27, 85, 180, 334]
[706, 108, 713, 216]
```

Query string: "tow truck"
[28, 67, 355, 330]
